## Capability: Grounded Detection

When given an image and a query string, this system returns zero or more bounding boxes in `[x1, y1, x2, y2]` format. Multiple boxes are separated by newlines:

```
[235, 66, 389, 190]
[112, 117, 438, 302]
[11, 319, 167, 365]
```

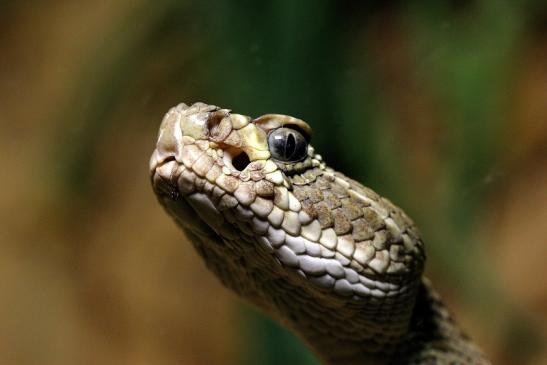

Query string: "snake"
[150, 102, 491, 365]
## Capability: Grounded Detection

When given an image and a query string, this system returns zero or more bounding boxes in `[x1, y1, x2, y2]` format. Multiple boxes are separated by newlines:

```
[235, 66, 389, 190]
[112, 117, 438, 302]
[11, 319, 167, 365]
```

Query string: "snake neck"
[277, 280, 421, 365]
[177, 217, 422, 365]
[182, 216, 489, 364]
[296, 279, 489, 365]
[391, 279, 492, 364]
[182, 216, 490, 365]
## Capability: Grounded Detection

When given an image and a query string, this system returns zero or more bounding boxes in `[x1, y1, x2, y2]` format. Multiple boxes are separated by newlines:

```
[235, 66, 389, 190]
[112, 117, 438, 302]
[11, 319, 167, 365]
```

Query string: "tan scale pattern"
[150, 102, 491, 365]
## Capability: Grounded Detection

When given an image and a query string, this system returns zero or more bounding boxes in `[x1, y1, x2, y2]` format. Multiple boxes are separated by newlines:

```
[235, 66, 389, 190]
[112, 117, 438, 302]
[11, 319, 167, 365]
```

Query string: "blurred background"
[1, 1, 546, 364]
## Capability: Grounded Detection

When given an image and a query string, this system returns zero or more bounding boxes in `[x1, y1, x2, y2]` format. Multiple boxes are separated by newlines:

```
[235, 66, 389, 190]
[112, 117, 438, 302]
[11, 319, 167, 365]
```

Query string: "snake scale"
[150, 102, 491, 365]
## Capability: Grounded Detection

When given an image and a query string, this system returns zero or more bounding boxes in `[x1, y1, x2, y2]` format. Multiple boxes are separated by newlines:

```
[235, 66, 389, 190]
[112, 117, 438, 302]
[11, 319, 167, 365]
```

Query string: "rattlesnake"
[150, 102, 490, 364]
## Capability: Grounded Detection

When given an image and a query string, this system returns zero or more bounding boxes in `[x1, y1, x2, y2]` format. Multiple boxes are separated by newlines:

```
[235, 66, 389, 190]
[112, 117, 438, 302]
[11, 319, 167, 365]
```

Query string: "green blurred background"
[1, 1, 546, 364]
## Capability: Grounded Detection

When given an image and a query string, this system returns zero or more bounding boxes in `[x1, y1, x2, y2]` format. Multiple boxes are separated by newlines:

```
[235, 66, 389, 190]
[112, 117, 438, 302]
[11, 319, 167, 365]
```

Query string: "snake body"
[150, 102, 490, 365]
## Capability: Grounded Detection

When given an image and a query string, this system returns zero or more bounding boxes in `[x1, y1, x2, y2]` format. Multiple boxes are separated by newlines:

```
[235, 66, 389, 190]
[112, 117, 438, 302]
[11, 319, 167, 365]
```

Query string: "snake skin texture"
[150, 102, 491, 365]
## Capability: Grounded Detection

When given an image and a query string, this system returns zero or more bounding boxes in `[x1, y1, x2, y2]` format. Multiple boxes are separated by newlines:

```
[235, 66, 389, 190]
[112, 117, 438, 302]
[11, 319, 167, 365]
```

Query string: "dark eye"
[268, 128, 308, 162]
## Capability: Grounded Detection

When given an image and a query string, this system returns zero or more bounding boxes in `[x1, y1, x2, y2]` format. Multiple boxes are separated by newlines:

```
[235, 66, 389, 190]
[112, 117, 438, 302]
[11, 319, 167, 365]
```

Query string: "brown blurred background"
[0, 1, 546, 364]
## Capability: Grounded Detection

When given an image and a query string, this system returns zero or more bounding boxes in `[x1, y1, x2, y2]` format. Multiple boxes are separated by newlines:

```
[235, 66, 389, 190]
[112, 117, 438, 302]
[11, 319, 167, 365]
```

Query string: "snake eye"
[268, 127, 308, 162]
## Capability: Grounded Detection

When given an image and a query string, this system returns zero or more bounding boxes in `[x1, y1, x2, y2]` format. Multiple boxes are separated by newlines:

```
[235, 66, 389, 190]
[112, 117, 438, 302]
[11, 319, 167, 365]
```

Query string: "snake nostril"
[232, 151, 250, 171]
[207, 110, 231, 141]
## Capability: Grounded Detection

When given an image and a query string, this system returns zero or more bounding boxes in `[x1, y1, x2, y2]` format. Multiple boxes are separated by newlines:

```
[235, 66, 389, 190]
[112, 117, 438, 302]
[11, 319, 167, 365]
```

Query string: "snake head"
[150, 102, 425, 309]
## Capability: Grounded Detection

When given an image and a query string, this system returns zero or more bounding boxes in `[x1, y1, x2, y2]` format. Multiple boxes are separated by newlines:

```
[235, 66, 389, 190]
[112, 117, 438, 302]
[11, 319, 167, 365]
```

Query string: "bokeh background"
[1, 1, 546, 364]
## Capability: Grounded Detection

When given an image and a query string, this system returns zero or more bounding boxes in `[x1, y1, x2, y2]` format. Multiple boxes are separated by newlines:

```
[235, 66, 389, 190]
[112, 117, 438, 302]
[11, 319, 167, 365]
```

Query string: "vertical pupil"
[285, 133, 295, 158]
[268, 128, 308, 162]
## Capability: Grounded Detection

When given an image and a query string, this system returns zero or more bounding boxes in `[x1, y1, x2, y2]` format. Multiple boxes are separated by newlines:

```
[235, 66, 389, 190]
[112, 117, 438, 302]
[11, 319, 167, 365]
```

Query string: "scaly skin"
[150, 102, 491, 364]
